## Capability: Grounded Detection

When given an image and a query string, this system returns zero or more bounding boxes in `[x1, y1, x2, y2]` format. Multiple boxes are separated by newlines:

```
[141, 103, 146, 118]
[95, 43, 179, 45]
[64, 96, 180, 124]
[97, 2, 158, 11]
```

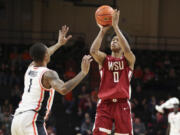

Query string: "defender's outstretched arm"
[44, 55, 92, 95]
[48, 25, 72, 56]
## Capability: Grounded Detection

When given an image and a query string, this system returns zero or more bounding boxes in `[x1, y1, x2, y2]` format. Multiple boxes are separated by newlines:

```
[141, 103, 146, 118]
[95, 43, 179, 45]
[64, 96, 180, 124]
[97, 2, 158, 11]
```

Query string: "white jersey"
[15, 65, 55, 120]
[168, 112, 180, 135]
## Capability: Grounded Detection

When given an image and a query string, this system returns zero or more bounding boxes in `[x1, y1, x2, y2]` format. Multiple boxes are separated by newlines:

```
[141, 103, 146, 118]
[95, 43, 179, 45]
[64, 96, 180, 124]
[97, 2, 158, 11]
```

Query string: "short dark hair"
[29, 43, 47, 62]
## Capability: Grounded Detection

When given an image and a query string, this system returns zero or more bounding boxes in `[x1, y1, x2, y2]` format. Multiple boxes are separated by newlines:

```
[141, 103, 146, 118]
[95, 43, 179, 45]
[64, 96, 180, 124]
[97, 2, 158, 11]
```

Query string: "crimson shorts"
[93, 99, 133, 135]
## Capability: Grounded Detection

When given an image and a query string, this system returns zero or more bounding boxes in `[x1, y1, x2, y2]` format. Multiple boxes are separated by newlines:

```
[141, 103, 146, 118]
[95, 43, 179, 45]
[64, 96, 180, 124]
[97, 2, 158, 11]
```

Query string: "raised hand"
[58, 25, 72, 46]
[97, 23, 111, 33]
[81, 55, 92, 75]
[112, 9, 120, 27]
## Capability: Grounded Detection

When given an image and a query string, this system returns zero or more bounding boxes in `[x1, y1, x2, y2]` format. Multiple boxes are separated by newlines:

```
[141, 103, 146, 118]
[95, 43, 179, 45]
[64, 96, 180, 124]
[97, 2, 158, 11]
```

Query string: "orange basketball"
[95, 5, 114, 26]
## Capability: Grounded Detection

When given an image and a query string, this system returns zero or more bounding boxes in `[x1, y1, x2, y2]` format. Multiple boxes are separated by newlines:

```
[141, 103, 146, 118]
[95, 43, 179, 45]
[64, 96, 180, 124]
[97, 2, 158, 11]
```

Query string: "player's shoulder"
[169, 112, 174, 115]
[43, 70, 59, 80]
[169, 112, 180, 118]
[168, 112, 174, 117]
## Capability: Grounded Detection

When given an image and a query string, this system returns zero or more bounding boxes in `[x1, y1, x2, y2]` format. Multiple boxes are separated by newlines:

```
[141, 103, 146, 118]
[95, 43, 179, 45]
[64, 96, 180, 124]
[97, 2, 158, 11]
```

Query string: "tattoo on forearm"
[45, 70, 86, 95]
[63, 72, 86, 93]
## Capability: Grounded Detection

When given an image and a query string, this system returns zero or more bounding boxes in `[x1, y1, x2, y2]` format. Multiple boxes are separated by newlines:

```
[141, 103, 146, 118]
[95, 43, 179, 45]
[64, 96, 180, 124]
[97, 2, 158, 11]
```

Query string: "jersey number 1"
[113, 72, 119, 83]
[28, 79, 32, 92]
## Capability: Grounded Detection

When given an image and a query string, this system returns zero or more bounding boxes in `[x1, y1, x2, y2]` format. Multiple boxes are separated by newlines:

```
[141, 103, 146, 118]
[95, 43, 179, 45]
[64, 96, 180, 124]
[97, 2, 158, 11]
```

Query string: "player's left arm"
[28, 25, 72, 67]
[112, 10, 136, 70]
[48, 25, 72, 56]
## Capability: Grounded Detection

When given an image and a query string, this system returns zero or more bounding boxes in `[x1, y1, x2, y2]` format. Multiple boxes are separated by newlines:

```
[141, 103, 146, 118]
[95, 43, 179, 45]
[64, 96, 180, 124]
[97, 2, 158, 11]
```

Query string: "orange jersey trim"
[32, 112, 38, 135]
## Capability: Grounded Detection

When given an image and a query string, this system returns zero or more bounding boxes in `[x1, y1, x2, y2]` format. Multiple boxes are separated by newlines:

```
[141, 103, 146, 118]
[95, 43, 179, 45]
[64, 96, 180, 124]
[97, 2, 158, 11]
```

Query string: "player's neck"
[111, 51, 123, 58]
[33, 61, 47, 67]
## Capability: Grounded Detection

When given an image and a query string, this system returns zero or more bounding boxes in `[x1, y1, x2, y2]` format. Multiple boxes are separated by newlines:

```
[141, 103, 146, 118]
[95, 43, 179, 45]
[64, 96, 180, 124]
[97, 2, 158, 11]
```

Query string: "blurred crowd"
[0, 40, 180, 135]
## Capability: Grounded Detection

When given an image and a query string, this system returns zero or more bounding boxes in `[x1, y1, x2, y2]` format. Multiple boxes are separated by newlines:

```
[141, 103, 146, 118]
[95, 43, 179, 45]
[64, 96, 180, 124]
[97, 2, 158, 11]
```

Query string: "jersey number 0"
[113, 72, 119, 83]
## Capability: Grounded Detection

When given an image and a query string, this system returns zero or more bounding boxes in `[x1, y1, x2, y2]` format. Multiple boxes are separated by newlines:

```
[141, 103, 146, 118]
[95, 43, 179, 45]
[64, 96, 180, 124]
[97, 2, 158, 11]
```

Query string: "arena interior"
[0, 0, 180, 135]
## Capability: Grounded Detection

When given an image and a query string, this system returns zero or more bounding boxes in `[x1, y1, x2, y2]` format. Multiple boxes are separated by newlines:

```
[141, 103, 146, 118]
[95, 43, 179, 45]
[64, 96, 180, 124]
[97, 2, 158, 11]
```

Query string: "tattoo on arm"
[44, 71, 65, 94]
[63, 72, 86, 93]
[44, 70, 86, 95]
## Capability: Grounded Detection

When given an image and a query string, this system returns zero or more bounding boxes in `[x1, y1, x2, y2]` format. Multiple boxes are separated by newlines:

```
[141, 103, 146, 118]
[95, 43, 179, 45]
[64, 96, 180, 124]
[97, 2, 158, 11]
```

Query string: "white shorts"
[11, 110, 47, 135]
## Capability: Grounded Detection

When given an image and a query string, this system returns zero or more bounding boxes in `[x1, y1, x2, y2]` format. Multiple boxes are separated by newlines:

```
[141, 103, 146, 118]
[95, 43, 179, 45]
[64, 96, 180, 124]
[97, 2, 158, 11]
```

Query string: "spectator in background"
[134, 65, 143, 80]
[81, 113, 93, 135]
[72, 36, 85, 60]
[164, 55, 171, 66]
[85, 96, 96, 120]
[1, 114, 11, 135]
[133, 117, 146, 135]
[0, 105, 4, 124]
[153, 112, 166, 135]
[168, 68, 176, 79]
[2, 100, 12, 115]
[63, 67, 77, 114]
[90, 89, 98, 103]
[148, 96, 157, 114]
[0, 46, 2, 57]
[143, 68, 155, 83]
[21, 49, 31, 67]
[21, 49, 31, 61]
[78, 85, 89, 99]
[65, 58, 77, 72]
[0, 63, 8, 86]
[64, 67, 76, 80]
[10, 85, 22, 111]
[47, 126, 56, 135]
[0, 129, 4, 135]
[63, 91, 75, 114]
[9, 65, 21, 86]
[133, 85, 143, 102]
[0, 126, 5, 135]
[78, 85, 89, 115]
[9, 47, 19, 66]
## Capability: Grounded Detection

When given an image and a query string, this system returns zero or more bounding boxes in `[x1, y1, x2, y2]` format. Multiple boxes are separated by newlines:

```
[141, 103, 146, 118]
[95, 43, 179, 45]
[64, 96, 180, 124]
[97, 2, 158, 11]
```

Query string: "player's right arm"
[44, 55, 92, 95]
[90, 25, 110, 66]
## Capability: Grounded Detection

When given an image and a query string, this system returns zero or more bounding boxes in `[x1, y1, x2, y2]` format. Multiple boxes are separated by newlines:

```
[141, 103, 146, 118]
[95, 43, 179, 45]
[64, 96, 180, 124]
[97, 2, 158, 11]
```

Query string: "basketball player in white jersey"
[166, 103, 180, 135]
[155, 97, 179, 113]
[11, 25, 92, 135]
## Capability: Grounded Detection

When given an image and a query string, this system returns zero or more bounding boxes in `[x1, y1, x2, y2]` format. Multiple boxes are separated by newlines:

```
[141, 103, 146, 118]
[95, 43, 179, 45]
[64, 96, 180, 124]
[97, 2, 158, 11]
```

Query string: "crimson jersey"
[98, 55, 133, 100]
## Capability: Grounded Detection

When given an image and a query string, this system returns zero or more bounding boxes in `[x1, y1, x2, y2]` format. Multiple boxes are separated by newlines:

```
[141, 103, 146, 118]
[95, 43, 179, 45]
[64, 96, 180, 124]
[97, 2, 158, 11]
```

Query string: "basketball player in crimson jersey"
[11, 25, 92, 135]
[90, 10, 136, 135]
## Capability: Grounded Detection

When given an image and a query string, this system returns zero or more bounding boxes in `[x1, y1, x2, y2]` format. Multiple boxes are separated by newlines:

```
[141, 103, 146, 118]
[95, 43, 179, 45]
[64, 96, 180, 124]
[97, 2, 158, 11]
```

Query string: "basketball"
[95, 5, 114, 26]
